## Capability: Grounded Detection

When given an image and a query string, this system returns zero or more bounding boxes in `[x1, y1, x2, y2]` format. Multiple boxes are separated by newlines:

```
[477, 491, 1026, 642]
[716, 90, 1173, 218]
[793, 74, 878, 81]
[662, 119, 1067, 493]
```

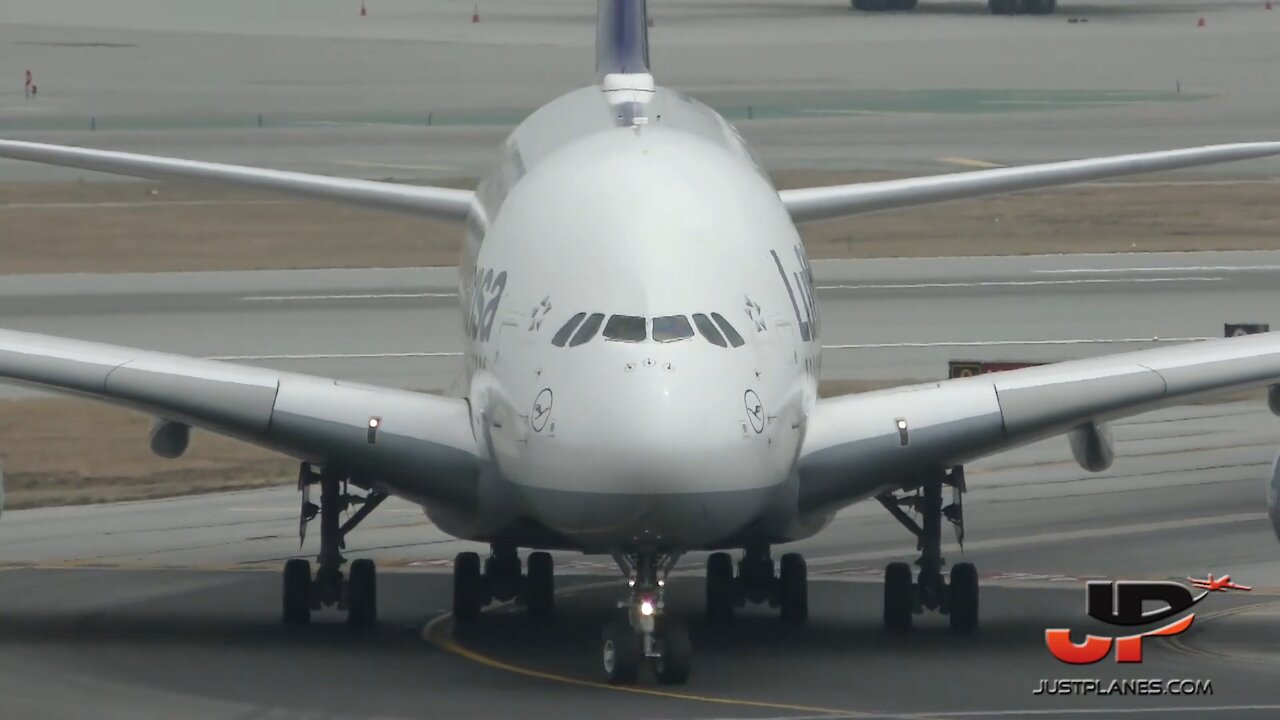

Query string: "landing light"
[657, 579, 665, 587]
[640, 599, 655, 616]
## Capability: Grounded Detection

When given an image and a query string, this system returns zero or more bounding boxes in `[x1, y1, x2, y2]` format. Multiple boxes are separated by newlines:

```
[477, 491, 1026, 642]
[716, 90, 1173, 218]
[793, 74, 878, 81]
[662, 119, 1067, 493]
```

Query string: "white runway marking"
[239, 292, 457, 302]
[817, 277, 1223, 290]
[1035, 265, 1280, 274]
[209, 351, 461, 360]
[824, 336, 1210, 350]
[0, 200, 291, 209]
[332, 160, 457, 171]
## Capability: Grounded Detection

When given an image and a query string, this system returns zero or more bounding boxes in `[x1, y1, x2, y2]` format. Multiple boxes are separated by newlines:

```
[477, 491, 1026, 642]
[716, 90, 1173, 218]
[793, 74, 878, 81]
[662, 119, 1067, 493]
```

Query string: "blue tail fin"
[596, 0, 650, 78]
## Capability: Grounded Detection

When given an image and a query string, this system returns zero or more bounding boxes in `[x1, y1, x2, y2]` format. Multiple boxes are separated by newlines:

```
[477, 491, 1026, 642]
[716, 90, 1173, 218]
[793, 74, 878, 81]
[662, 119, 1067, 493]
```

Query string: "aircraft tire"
[282, 558, 312, 625]
[453, 551, 484, 624]
[653, 620, 693, 685]
[884, 561, 914, 632]
[347, 558, 377, 628]
[779, 553, 809, 625]
[705, 552, 735, 624]
[949, 562, 979, 633]
[602, 621, 641, 684]
[525, 551, 555, 622]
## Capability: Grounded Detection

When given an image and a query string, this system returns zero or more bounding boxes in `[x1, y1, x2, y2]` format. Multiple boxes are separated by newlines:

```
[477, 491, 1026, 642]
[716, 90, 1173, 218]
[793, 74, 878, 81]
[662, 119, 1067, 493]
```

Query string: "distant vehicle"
[1, 0, 1279, 686]
[852, 0, 1057, 14]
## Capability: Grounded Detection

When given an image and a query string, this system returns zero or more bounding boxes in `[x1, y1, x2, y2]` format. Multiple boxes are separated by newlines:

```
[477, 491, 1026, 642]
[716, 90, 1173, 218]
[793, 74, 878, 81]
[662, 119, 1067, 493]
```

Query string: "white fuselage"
[444, 82, 825, 552]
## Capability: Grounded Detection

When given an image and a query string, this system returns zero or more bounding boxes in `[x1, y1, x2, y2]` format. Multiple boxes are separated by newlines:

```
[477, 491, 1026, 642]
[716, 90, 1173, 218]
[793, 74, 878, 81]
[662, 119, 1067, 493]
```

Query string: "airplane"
[1187, 574, 1251, 593]
[1, 0, 1280, 686]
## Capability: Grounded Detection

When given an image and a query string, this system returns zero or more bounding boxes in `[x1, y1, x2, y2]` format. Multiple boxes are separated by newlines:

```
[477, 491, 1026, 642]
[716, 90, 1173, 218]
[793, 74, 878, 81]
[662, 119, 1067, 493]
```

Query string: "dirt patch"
[0, 398, 295, 510]
[1, 173, 1277, 274]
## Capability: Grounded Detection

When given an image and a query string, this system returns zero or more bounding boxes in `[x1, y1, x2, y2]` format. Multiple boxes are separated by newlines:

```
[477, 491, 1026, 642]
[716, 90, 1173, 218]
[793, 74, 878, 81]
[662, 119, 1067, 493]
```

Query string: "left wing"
[0, 328, 482, 508]
[798, 332, 1280, 512]
[779, 143, 1280, 224]
[0, 140, 476, 223]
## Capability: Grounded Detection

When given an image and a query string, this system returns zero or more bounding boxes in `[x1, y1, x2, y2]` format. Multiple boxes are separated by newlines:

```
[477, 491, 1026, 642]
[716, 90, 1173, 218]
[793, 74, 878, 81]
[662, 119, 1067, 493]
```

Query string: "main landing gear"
[451, 545, 556, 624]
[600, 552, 692, 685]
[283, 463, 388, 627]
[877, 465, 978, 634]
[705, 544, 808, 626]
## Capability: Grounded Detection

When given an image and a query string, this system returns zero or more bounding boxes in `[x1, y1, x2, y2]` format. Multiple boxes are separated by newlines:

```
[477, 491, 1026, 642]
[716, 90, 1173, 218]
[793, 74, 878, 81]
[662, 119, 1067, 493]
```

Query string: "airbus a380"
[3, 0, 1280, 685]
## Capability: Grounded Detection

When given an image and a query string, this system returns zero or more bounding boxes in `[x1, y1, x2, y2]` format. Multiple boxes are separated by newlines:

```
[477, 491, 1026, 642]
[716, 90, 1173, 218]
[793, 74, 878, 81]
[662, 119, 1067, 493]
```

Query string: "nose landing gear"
[877, 465, 978, 634]
[602, 551, 691, 685]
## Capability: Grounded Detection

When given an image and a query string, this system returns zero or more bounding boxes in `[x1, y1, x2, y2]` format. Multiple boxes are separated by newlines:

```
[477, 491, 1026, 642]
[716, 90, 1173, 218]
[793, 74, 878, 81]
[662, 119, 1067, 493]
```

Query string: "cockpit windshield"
[652, 315, 694, 342]
[603, 315, 647, 342]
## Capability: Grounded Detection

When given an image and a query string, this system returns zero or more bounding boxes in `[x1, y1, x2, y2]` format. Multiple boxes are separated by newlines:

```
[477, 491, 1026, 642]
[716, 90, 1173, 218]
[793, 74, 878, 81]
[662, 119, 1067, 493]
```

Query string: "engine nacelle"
[1068, 421, 1114, 472]
[1268, 452, 1280, 544]
[150, 420, 191, 459]
[1269, 385, 1280, 417]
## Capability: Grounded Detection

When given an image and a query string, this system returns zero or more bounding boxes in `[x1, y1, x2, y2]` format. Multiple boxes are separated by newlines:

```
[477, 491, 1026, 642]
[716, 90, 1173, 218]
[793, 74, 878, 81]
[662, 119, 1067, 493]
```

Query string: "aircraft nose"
[517, 361, 792, 548]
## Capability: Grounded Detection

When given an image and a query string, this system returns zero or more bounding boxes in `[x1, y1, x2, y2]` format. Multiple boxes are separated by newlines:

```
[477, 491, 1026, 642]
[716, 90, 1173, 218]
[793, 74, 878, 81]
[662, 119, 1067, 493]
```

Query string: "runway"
[4, 0, 1280, 716]
[2, 250, 1276, 396]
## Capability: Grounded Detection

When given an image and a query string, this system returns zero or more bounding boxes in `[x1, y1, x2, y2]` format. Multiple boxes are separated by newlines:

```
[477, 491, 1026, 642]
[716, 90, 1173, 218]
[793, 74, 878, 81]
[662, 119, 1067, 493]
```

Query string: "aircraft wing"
[778, 143, 1280, 224]
[0, 140, 475, 223]
[0, 328, 482, 508]
[798, 332, 1280, 512]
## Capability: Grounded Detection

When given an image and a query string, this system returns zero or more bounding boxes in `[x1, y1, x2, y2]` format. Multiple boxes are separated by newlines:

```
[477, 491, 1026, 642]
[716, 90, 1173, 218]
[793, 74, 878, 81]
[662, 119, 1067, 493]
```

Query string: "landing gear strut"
[705, 544, 808, 626]
[602, 552, 691, 685]
[284, 463, 387, 627]
[452, 545, 556, 624]
[877, 465, 978, 633]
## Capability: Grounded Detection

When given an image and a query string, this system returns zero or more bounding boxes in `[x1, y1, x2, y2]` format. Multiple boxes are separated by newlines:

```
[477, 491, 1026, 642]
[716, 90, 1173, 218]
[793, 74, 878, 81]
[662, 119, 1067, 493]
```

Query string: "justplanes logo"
[1035, 574, 1249, 697]
[1046, 574, 1250, 664]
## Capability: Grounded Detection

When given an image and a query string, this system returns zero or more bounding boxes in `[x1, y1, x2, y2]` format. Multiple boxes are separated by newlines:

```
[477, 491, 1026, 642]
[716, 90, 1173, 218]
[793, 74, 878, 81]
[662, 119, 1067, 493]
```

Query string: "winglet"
[596, 0, 650, 78]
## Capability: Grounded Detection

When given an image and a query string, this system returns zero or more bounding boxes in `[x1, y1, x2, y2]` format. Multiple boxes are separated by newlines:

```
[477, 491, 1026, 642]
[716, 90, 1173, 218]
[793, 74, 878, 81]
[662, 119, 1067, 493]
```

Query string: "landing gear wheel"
[705, 552, 735, 624]
[453, 551, 484, 624]
[988, 0, 1009, 13]
[282, 558, 312, 625]
[601, 620, 641, 684]
[778, 553, 808, 625]
[949, 562, 979, 633]
[653, 621, 693, 685]
[525, 551, 555, 622]
[347, 558, 377, 628]
[883, 561, 913, 632]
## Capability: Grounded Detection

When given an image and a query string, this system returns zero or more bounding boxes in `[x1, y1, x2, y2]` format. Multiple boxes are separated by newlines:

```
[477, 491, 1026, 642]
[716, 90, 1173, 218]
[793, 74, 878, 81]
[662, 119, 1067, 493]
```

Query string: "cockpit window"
[551, 312, 586, 347]
[569, 313, 605, 347]
[603, 315, 647, 342]
[711, 312, 745, 348]
[692, 313, 727, 347]
[652, 315, 694, 343]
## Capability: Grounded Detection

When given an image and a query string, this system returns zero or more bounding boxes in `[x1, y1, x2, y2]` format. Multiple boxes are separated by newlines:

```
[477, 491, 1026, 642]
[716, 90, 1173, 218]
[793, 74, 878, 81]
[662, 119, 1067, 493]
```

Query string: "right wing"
[0, 140, 476, 223]
[799, 332, 1280, 513]
[0, 328, 482, 508]
[779, 142, 1280, 224]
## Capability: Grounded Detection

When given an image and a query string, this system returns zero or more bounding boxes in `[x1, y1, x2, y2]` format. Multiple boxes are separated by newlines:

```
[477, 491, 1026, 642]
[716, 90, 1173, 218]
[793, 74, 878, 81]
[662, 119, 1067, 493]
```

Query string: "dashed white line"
[209, 351, 461, 360]
[239, 292, 457, 302]
[1035, 265, 1280, 274]
[817, 277, 1223, 290]
[824, 337, 1209, 350]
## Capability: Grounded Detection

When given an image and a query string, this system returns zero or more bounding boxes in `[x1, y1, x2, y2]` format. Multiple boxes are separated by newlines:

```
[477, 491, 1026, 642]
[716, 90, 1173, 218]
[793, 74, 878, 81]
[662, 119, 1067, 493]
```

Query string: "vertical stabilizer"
[596, 0, 650, 78]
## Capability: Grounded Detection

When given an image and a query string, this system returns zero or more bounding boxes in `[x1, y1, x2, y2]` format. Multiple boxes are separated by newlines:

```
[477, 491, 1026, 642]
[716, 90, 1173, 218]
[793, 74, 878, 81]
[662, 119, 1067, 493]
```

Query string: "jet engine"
[150, 419, 191, 459]
[1268, 452, 1280, 544]
[1269, 384, 1280, 417]
[1068, 421, 1114, 472]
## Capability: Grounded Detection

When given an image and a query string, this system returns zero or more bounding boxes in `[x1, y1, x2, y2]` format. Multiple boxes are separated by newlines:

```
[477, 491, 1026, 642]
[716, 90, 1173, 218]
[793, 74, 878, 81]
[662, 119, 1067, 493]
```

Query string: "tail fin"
[596, 0, 650, 78]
